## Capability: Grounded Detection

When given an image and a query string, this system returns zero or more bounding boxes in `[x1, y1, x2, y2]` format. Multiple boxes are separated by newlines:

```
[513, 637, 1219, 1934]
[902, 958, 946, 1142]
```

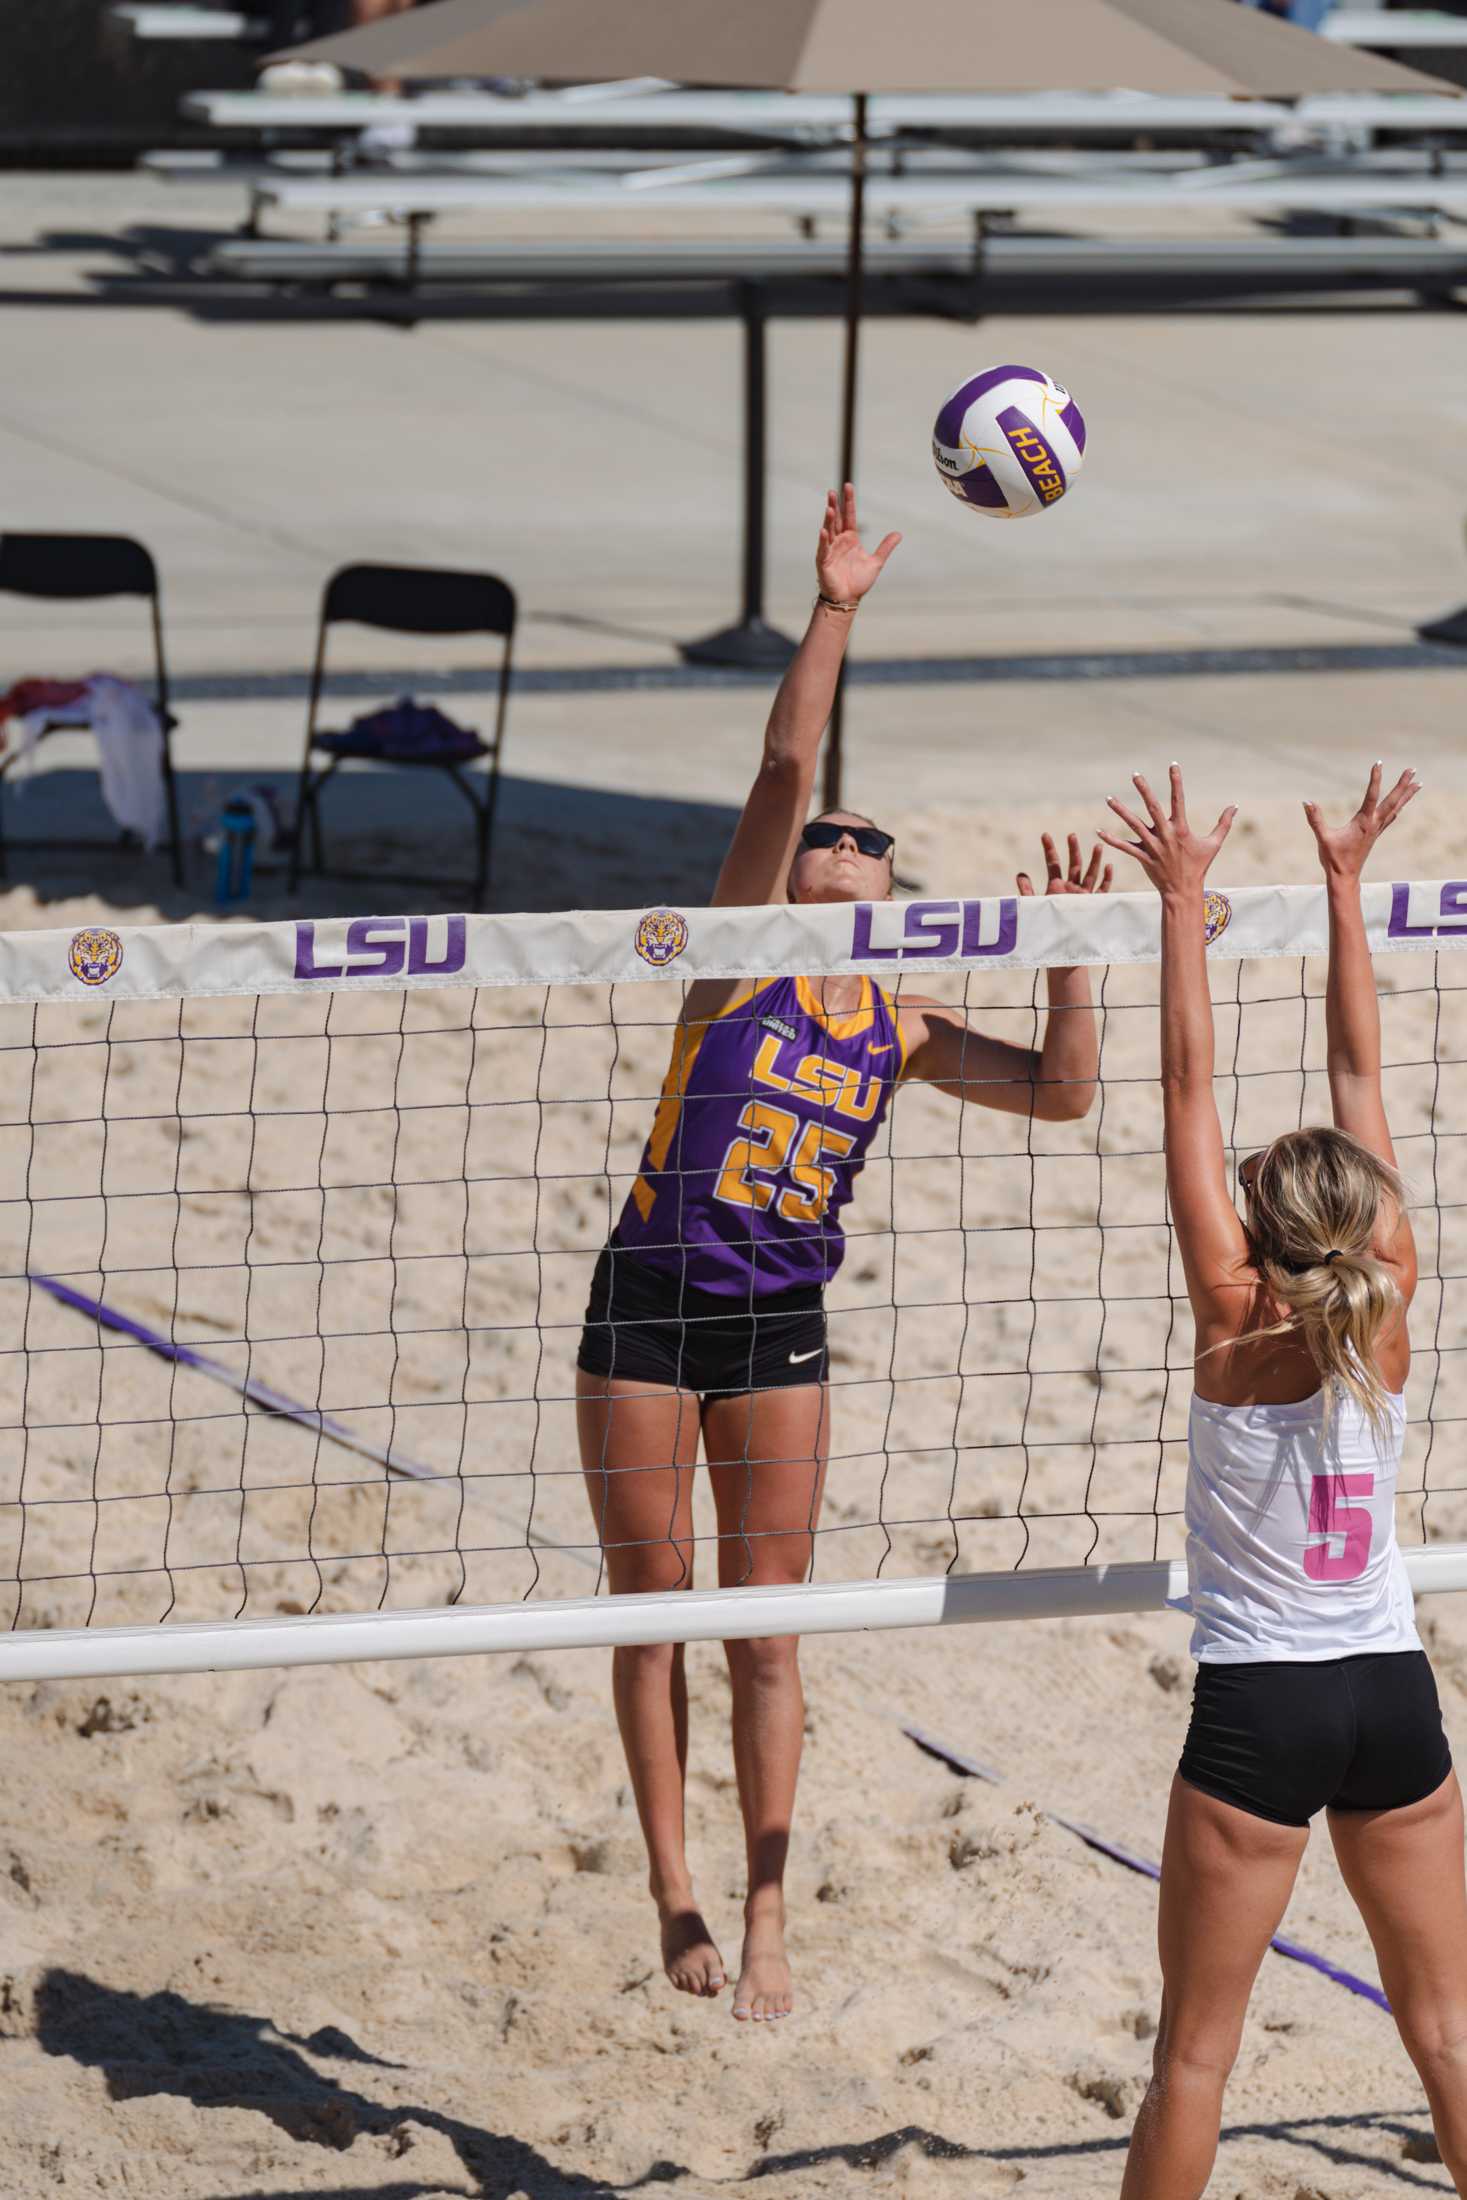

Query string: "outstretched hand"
[816, 484, 902, 604]
[1304, 763, 1419, 880]
[1099, 764, 1236, 897]
[1017, 832, 1113, 898]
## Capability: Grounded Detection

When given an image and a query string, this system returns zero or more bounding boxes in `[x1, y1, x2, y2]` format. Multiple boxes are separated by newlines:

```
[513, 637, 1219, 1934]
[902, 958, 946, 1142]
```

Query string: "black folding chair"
[288, 562, 515, 909]
[0, 533, 183, 885]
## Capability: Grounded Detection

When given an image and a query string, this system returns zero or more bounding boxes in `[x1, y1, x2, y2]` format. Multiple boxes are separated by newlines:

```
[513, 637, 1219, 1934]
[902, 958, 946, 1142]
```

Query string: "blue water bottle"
[215, 796, 257, 905]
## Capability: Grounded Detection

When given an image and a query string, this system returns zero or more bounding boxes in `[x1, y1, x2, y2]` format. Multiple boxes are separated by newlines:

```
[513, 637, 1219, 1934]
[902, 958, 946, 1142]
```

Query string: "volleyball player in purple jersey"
[576, 486, 1111, 2025]
[1100, 764, 1467, 2198]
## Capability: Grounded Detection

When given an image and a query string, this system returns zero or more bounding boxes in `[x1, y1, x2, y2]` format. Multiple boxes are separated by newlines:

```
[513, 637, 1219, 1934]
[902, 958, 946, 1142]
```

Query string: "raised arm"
[1303, 764, 1419, 1170]
[900, 834, 1110, 1121]
[1304, 763, 1419, 1290]
[708, 486, 900, 912]
[1100, 767, 1247, 1328]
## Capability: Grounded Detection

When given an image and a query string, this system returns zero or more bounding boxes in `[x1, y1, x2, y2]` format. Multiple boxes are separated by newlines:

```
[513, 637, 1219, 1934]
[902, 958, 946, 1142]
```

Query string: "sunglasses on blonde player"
[799, 820, 895, 861]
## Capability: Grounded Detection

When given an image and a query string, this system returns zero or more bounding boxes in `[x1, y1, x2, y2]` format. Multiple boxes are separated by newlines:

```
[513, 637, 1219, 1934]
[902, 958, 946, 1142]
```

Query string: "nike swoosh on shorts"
[788, 1347, 824, 1364]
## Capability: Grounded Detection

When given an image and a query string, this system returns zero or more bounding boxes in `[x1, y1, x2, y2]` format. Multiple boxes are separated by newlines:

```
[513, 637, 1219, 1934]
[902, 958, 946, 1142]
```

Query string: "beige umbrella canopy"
[287, 0, 1453, 96]
[284, 0, 1456, 800]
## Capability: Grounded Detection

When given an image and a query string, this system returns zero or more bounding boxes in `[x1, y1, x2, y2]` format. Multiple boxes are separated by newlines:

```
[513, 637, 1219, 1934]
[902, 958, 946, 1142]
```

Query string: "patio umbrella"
[285, 0, 1457, 803]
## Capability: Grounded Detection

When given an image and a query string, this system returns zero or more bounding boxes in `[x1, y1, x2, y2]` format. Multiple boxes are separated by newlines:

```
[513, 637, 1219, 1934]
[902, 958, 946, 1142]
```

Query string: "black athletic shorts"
[1179, 1650, 1452, 1828]
[576, 1245, 828, 1396]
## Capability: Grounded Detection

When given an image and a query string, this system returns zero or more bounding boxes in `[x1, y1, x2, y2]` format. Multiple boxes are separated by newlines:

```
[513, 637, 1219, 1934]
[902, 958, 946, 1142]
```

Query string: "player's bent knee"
[613, 1636, 683, 1673]
[725, 1632, 800, 1681]
[729, 1535, 816, 1588]
[603, 1546, 696, 1597]
[1153, 2038, 1238, 2092]
[1398, 2014, 1467, 2083]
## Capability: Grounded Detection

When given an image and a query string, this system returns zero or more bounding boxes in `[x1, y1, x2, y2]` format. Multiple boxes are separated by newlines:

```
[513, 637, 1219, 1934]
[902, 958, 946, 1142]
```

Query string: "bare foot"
[658, 1900, 726, 1998]
[732, 1904, 792, 2024]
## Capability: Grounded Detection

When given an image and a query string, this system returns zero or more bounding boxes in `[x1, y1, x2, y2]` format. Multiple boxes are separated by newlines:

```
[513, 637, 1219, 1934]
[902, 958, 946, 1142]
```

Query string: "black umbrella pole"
[681, 287, 798, 670]
[823, 93, 868, 815]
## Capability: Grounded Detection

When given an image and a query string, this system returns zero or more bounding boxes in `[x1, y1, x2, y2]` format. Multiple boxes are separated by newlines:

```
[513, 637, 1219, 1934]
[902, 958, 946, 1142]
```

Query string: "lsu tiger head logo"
[67, 927, 125, 988]
[634, 908, 689, 969]
[1203, 892, 1232, 947]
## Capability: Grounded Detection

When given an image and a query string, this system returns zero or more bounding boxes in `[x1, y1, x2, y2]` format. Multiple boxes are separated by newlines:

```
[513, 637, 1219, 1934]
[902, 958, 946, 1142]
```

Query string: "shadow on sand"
[0, 771, 739, 918]
[35, 1968, 690, 2198]
[34, 1969, 1449, 2197]
[747, 2106, 1448, 2190]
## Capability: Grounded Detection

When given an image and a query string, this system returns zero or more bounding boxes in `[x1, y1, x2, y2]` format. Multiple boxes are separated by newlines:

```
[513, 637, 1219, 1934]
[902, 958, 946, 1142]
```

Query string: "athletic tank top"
[612, 974, 904, 1297]
[1183, 1381, 1420, 1663]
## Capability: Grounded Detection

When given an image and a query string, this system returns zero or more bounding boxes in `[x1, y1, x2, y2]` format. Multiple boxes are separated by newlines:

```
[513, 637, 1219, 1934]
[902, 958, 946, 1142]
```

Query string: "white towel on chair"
[12, 675, 166, 850]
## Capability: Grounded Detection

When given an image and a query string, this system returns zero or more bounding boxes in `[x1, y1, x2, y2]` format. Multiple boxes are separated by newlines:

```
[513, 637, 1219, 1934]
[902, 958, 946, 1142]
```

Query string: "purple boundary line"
[28, 1273, 601, 1571]
[904, 1722, 1391, 2015]
[29, 1272, 434, 1483]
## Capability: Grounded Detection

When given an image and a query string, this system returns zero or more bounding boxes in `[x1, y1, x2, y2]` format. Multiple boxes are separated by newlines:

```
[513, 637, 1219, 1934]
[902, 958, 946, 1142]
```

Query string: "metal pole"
[6, 1545, 1467, 1681]
[823, 90, 868, 814]
[741, 285, 767, 625]
[680, 282, 798, 669]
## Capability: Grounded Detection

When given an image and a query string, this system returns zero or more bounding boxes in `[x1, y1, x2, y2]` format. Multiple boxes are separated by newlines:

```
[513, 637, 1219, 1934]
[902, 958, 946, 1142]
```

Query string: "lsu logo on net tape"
[1203, 892, 1232, 947]
[68, 927, 125, 988]
[634, 909, 689, 968]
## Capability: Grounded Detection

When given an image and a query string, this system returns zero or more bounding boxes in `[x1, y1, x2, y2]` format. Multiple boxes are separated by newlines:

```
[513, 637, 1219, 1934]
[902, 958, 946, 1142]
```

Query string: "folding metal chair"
[0, 533, 183, 885]
[288, 561, 515, 909]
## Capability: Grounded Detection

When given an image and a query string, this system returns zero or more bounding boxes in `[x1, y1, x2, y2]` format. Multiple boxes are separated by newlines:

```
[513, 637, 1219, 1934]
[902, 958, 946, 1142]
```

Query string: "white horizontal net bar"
[4, 1545, 1467, 1684]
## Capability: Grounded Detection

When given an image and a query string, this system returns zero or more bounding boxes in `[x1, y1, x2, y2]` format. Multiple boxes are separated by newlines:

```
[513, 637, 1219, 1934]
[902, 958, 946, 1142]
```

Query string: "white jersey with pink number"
[1183, 1384, 1420, 1663]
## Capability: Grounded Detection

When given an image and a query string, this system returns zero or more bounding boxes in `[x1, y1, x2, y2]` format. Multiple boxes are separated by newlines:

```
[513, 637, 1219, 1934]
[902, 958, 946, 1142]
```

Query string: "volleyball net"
[4, 884, 1467, 1682]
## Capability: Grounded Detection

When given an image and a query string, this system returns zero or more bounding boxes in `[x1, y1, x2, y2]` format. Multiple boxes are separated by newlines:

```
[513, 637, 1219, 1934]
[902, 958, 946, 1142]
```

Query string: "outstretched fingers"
[1096, 829, 1149, 869]
[1132, 773, 1171, 834]
[1105, 794, 1157, 846]
[1081, 841, 1113, 893]
[872, 530, 903, 568]
[1167, 760, 1189, 828]
[1376, 767, 1420, 829]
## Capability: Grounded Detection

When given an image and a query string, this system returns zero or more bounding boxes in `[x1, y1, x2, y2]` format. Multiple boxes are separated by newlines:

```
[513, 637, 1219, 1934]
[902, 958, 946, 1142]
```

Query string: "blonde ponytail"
[1242, 1129, 1405, 1438]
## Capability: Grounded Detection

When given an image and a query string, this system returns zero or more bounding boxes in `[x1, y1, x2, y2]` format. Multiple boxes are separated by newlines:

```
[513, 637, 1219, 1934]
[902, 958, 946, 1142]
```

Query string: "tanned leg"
[1121, 1776, 1308, 2200]
[704, 1381, 829, 2025]
[578, 1371, 724, 1998]
[1330, 1772, 1467, 2190]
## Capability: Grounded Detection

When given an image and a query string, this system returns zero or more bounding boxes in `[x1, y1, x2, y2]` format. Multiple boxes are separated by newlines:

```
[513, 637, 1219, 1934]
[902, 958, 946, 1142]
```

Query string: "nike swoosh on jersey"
[868, 1043, 895, 1056]
[788, 1346, 825, 1364]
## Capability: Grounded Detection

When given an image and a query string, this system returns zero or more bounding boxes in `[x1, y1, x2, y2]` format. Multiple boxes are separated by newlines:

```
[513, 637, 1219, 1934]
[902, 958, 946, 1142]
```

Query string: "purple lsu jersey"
[613, 974, 905, 1297]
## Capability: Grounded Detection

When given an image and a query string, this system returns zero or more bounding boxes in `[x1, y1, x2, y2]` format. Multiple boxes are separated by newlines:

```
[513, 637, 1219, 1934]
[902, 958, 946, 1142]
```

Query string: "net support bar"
[6, 1545, 1467, 1684]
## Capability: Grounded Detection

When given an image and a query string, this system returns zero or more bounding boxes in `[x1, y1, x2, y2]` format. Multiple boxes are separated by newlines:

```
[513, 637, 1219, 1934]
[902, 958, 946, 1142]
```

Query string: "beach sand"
[1, 790, 1465, 2198]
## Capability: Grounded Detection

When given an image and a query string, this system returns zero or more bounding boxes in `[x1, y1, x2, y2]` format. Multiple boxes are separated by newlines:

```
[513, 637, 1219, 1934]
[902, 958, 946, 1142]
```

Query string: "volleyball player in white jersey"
[1100, 762, 1467, 2199]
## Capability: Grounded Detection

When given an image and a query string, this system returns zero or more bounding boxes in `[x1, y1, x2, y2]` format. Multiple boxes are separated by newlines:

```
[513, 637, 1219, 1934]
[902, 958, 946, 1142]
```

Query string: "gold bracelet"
[816, 592, 860, 614]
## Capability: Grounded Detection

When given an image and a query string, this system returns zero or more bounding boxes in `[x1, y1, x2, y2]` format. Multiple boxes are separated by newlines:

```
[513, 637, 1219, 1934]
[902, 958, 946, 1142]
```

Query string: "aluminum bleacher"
[112, 4, 270, 38]
[181, 87, 1467, 138]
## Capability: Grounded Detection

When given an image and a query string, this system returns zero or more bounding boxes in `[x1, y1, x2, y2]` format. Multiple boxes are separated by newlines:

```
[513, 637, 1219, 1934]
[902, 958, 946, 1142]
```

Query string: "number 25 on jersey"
[715, 1101, 857, 1225]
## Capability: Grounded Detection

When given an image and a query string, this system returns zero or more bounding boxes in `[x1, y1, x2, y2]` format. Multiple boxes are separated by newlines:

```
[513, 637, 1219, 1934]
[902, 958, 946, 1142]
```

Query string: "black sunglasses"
[800, 820, 895, 861]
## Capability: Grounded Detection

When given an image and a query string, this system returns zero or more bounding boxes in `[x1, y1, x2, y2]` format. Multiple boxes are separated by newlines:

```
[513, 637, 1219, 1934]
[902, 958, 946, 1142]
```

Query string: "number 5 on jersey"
[1304, 1471, 1374, 1583]
[715, 1100, 857, 1224]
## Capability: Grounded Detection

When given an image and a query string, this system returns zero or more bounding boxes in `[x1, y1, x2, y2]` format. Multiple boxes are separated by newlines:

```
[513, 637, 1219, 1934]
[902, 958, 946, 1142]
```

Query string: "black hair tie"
[1322, 1249, 1343, 1265]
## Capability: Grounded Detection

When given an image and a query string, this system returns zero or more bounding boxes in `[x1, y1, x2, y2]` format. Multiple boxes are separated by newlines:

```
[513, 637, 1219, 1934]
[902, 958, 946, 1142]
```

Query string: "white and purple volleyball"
[932, 365, 1086, 519]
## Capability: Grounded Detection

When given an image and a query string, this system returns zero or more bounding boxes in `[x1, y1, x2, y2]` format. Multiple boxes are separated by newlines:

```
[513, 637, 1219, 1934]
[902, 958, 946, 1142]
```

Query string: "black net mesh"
[1, 944, 1462, 1636]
